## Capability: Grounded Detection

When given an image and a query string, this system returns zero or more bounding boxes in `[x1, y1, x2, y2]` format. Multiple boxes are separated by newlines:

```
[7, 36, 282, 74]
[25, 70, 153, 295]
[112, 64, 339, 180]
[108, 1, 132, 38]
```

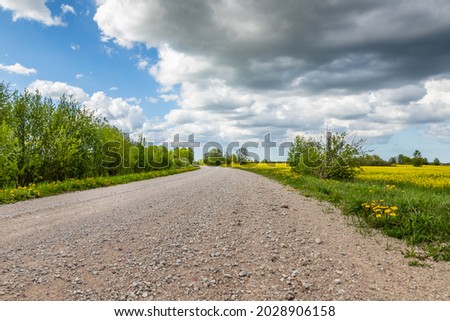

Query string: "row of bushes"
[0, 82, 193, 188]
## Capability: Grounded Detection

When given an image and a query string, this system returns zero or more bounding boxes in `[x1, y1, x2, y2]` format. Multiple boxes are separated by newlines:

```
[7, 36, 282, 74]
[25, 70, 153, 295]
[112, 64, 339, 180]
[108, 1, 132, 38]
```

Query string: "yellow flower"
[376, 214, 382, 219]
[389, 213, 397, 217]
[384, 209, 392, 214]
[390, 206, 398, 211]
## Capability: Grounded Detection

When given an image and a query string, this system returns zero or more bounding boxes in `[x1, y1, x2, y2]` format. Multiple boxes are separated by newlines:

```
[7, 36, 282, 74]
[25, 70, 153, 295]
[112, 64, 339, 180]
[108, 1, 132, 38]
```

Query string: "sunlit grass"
[0, 167, 198, 204]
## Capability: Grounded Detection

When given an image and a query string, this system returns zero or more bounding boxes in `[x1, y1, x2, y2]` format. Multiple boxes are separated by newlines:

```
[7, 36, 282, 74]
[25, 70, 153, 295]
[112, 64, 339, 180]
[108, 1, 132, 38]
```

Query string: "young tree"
[0, 122, 19, 187]
[288, 132, 364, 180]
[412, 150, 424, 167]
[236, 147, 249, 164]
[203, 148, 225, 166]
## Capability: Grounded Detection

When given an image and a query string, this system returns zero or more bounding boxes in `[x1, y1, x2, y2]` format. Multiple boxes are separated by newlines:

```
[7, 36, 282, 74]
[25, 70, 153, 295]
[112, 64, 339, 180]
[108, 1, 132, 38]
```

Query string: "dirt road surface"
[1, 167, 449, 300]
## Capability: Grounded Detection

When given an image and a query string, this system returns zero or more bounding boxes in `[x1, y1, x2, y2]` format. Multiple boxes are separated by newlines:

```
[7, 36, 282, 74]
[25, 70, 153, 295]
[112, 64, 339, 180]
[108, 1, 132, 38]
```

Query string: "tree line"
[202, 147, 249, 166]
[0, 83, 192, 188]
[357, 150, 441, 167]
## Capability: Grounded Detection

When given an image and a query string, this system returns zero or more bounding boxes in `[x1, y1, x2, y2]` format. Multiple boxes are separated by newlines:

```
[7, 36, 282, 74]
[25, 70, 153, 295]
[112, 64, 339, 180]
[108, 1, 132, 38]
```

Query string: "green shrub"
[288, 132, 364, 180]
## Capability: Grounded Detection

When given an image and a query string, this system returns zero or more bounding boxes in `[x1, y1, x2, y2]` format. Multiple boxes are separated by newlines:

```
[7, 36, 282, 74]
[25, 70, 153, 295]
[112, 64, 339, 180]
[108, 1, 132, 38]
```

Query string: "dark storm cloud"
[94, 0, 450, 155]
[95, 0, 450, 93]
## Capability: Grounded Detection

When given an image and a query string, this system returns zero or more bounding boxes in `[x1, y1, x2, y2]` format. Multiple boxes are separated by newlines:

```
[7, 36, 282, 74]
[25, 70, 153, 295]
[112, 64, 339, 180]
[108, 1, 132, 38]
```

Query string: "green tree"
[357, 154, 389, 166]
[388, 157, 397, 165]
[0, 81, 178, 185]
[288, 132, 364, 180]
[203, 148, 225, 166]
[412, 150, 424, 167]
[0, 122, 19, 187]
[433, 158, 441, 165]
[236, 147, 249, 164]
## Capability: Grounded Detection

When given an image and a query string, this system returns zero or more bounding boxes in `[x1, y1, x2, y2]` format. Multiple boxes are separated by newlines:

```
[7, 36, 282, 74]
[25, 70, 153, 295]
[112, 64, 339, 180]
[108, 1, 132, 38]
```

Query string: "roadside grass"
[230, 163, 450, 261]
[0, 167, 198, 205]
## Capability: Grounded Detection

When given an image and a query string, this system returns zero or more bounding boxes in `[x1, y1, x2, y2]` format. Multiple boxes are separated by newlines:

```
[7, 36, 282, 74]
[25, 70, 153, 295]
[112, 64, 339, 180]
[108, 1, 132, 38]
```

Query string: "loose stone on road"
[1, 167, 449, 300]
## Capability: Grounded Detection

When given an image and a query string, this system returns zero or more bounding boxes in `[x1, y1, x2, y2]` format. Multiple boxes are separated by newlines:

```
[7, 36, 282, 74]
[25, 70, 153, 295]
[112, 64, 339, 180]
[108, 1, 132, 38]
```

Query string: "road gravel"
[1, 166, 449, 300]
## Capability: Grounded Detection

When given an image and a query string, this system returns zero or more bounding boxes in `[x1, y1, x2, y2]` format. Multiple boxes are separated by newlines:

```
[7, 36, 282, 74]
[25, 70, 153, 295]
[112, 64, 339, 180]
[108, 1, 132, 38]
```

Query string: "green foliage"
[0, 82, 181, 188]
[397, 154, 410, 164]
[288, 132, 364, 180]
[203, 148, 225, 166]
[357, 154, 389, 166]
[225, 153, 238, 165]
[170, 147, 194, 168]
[397, 151, 431, 166]
[236, 147, 249, 164]
[412, 150, 424, 167]
[0, 121, 19, 187]
[0, 167, 198, 204]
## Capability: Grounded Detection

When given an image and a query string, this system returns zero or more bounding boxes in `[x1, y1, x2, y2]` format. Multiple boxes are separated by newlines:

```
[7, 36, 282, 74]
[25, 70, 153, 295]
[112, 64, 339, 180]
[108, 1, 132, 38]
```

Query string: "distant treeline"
[357, 151, 442, 167]
[0, 82, 193, 188]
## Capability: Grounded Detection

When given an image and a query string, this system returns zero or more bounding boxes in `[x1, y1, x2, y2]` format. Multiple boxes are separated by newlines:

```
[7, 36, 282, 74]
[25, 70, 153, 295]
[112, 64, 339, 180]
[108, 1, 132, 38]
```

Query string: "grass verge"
[0, 167, 199, 205]
[231, 164, 450, 261]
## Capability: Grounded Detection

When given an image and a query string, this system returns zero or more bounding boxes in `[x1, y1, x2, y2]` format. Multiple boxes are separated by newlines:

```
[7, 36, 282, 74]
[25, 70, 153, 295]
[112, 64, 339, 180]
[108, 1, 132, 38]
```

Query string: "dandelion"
[384, 209, 392, 214]
[376, 214, 382, 219]
[389, 213, 397, 217]
[390, 206, 398, 211]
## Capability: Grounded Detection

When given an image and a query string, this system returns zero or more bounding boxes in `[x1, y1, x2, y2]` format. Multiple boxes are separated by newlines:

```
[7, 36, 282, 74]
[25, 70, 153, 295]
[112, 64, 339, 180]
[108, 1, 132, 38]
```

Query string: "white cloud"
[109, 86, 118, 91]
[70, 43, 80, 51]
[93, 0, 450, 159]
[28, 80, 90, 102]
[0, 62, 37, 75]
[61, 4, 76, 16]
[137, 57, 149, 70]
[149, 44, 217, 92]
[0, 0, 63, 26]
[146, 96, 158, 103]
[103, 46, 114, 56]
[426, 123, 450, 143]
[407, 79, 450, 123]
[75, 73, 83, 79]
[126, 97, 142, 104]
[84, 92, 145, 133]
[160, 94, 178, 102]
[27, 80, 146, 134]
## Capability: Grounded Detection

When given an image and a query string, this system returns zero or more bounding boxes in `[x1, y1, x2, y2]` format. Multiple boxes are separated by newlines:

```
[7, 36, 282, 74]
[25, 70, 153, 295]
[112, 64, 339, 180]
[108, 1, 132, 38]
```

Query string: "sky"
[1, 0, 450, 162]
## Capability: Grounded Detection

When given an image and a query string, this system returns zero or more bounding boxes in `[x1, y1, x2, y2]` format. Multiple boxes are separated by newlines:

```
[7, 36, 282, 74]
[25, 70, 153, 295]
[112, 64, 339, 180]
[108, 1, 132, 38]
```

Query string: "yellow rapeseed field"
[234, 163, 450, 189]
[358, 165, 450, 189]
[232, 162, 294, 176]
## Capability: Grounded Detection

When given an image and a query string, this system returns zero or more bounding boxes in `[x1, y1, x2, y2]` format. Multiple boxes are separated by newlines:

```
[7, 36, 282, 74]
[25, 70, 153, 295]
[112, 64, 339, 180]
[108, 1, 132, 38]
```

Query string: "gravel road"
[1, 166, 449, 300]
